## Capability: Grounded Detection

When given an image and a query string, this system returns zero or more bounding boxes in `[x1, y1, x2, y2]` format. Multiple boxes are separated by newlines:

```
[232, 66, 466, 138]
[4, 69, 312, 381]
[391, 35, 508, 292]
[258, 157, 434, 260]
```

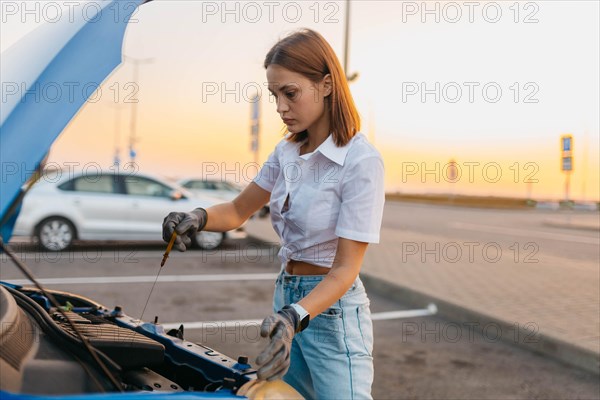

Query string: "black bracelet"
[194, 207, 208, 231]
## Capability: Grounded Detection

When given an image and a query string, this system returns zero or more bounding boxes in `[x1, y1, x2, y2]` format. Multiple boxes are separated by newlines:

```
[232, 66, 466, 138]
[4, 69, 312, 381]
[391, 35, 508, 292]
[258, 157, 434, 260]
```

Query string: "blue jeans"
[273, 266, 374, 400]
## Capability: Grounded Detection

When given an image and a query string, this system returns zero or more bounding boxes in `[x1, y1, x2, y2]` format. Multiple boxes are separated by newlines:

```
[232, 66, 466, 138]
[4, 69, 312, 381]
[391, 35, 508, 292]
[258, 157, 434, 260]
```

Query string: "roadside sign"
[562, 156, 572, 172]
[562, 135, 572, 152]
[447, 159, 458, 182]
[250, 124, 259, 152]
[250, 94, 260, 159]
[560, 134, 573, 172]
[560, 134, 574, 202]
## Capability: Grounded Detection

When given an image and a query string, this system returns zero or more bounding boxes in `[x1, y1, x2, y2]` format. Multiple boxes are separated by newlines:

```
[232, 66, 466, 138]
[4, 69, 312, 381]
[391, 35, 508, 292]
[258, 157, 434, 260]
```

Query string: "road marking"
[450, 222, 599, 245]
[162, 319, 263, 330]
[371, 304, 438, 320]
[1, 249, 278, 261]
[4, 273, 279, 286]
[161, 305, 438, 330]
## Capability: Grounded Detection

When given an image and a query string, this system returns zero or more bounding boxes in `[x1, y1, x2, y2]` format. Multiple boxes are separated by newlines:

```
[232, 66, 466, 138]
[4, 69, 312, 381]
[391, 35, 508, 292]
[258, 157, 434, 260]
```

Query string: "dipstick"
[161, 231, 178, 267]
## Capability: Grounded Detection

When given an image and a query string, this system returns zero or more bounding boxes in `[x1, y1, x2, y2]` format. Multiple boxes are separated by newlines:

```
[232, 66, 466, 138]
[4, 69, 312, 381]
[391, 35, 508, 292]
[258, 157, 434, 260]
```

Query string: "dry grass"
[385, 193, 536, 209]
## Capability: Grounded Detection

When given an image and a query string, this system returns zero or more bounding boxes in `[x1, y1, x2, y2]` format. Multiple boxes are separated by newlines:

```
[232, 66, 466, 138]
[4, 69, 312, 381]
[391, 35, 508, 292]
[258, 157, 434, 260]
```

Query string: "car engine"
[0, 283, 257, 396]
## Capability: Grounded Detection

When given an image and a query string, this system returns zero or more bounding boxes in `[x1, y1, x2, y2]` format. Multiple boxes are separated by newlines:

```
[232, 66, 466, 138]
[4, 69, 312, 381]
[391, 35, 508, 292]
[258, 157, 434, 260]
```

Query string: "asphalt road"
[380, 202, 599, 265]
[1, 238, 599, 399]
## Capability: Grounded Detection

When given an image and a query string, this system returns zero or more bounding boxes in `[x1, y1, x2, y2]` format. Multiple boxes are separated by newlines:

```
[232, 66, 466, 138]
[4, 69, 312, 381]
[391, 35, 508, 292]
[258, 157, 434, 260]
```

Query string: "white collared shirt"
[253, 132, 385, 268]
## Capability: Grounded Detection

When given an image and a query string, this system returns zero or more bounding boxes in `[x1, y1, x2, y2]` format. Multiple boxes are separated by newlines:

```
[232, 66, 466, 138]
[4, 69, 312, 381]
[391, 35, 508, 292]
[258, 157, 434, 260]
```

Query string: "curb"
[360, 272, 600, 376]
[542, 221, 600, 232]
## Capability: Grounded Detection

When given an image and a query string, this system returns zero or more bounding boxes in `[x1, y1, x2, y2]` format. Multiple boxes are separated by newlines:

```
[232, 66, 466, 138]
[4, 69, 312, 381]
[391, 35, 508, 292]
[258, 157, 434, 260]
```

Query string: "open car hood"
[0, 0, 149, 242]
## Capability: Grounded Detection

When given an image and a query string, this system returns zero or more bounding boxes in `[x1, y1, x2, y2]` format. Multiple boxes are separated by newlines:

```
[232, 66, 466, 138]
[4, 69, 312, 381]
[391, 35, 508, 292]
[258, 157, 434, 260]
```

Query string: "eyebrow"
[268, 84, 295, 94]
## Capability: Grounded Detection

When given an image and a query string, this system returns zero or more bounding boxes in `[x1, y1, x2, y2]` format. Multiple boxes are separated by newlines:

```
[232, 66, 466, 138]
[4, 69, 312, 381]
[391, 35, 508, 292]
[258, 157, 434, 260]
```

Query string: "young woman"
[163, 28, 385, 399]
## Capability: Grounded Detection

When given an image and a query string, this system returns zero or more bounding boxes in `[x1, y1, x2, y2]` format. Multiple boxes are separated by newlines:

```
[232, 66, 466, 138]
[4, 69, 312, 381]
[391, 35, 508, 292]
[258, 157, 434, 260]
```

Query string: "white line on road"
[161, 304, 438, 330]
[1, 249, 278, 261]
[371, 304, 438, 320]
[162, 319, 263, 330]
[4, 273, 279, 286]
[450, 222, 599, 245]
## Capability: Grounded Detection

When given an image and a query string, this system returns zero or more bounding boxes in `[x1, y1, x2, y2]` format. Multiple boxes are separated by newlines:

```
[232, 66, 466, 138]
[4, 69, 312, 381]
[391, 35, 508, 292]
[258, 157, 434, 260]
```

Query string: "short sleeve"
[252, 145, 281, 193]
[335, 155, 385, 243]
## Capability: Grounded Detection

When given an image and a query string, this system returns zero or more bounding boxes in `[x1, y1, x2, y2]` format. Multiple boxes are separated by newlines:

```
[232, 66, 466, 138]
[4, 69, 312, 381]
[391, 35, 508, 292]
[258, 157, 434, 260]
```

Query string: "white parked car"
[179, 178, 269, 217]
[178, 178, 242, 201]
[13, 170, 227, 251]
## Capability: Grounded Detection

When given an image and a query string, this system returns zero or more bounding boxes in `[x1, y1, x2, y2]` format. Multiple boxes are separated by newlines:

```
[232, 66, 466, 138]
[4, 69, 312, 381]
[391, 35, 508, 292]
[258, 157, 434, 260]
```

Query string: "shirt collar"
[298, 133, 352, 166]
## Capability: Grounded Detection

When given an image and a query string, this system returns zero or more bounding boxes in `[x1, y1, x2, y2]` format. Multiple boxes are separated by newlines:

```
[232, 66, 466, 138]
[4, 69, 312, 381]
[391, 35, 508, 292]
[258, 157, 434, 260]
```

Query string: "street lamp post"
[344, 0, 358, 82]
[108, 103, 125, 168]
[124, 55, 154, 164]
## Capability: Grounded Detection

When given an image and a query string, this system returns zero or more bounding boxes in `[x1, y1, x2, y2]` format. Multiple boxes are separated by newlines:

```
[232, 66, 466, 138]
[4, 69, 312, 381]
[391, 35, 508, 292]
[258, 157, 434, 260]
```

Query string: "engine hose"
[6, 286, 123, 388]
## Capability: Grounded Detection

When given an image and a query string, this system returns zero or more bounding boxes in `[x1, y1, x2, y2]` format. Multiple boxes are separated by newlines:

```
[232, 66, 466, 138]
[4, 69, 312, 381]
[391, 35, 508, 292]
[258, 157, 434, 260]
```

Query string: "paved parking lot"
[2, 238, 599, 399]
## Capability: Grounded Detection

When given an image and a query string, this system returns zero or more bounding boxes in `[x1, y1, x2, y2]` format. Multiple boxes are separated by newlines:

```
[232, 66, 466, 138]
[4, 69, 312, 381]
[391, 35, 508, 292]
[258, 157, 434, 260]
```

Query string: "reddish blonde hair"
[264, 28, 360, 146]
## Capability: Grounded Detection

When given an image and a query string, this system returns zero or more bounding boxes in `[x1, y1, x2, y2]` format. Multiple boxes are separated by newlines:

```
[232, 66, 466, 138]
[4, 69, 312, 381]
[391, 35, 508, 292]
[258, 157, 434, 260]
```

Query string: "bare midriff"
[285, 259, 330, 275]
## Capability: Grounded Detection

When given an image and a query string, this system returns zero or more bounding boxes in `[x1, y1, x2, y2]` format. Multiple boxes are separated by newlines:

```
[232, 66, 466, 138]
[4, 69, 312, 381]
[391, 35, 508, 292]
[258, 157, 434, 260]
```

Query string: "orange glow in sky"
[2, 1, 598, 201]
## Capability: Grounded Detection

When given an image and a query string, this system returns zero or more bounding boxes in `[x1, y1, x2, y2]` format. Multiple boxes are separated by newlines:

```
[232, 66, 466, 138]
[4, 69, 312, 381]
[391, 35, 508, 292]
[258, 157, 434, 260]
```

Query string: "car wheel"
[258, 205, 270, 218]
[37, 217, 75, 251]
[193, 231, 224, 250]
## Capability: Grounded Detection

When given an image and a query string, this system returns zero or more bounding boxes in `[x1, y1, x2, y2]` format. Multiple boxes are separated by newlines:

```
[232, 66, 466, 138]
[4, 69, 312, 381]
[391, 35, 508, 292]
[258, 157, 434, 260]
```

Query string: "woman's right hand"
[162, 208, 208, 252]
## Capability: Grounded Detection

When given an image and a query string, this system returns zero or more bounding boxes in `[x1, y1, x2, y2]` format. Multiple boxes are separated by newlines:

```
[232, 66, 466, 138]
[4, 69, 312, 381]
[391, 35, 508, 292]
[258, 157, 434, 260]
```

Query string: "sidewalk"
[245, 217, 600, 375]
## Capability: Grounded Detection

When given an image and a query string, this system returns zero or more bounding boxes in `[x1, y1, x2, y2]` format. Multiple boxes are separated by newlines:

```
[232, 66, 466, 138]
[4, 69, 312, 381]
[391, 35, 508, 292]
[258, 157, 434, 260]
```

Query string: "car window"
[185, 180, 242, 192]
[125, 176, 172, 198]
[229, 182, 243, 192]
[215, 181, 239, 192]
[64, 175, 116, 194]
[187, 181, 209, 190]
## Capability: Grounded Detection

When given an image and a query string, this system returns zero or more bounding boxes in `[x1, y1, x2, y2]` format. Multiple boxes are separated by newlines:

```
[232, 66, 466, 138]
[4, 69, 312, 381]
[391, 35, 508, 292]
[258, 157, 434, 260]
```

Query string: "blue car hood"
[0, 0, 148, 243]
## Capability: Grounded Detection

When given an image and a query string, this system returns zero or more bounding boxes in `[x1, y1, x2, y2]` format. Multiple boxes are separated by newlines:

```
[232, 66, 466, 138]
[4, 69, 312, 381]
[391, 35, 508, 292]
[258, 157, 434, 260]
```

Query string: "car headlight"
[237, 379, 304, 399]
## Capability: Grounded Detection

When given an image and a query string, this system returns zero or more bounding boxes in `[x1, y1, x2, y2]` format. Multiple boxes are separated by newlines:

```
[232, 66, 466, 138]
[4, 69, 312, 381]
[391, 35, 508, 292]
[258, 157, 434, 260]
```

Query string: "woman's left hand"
[255, 306, 299, 381]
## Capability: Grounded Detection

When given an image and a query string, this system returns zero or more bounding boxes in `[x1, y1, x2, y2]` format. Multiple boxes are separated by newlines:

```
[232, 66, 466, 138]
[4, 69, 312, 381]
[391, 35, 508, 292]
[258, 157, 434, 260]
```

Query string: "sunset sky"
[2, 0, 599, 201]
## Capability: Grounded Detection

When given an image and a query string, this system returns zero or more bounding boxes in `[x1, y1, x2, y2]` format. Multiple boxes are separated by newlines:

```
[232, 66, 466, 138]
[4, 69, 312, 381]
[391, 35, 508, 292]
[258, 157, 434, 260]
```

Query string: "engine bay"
[0, 283, 256, 396]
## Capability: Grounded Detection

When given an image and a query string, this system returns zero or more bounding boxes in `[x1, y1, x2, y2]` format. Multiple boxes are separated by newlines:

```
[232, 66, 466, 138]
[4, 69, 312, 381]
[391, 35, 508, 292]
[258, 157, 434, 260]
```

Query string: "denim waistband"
[276, 264, 364, 293]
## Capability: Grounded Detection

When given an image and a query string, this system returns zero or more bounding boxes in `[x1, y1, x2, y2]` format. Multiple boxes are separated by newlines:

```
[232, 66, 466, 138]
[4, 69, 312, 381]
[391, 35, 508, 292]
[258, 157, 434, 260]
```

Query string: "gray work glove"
[255, 305, 300, 381]
[162, 208, 208, 252]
